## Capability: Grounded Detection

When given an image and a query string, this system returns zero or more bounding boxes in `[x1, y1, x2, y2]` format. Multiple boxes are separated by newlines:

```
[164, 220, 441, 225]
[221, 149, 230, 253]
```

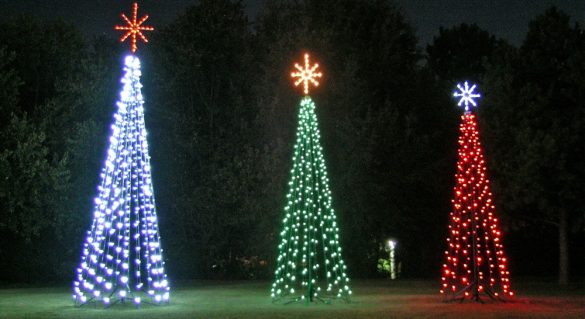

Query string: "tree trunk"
[558, 209, 569, 286]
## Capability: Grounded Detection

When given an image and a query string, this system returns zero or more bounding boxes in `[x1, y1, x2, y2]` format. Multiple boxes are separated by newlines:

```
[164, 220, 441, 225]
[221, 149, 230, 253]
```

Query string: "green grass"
[1, 280, 584, 318]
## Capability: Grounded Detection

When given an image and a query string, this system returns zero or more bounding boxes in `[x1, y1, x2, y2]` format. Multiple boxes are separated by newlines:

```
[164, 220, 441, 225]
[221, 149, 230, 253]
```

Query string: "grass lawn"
[0, 279, 584, 318]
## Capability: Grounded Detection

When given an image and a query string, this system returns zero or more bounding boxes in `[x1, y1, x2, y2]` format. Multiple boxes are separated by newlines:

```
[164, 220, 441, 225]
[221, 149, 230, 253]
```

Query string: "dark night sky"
[1, 0, 584, 45]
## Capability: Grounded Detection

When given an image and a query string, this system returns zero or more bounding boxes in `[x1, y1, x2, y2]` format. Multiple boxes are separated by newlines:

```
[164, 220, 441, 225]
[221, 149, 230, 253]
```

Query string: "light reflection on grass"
[0, 280, 583, 319]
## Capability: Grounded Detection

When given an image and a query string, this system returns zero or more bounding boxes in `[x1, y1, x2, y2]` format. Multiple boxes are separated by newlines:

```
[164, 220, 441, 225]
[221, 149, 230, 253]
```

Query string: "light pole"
[388, 240, 397, 280]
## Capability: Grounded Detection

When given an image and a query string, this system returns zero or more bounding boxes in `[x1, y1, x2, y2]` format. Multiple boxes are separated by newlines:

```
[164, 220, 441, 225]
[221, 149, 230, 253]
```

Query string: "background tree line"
[0, 0, 583, 286]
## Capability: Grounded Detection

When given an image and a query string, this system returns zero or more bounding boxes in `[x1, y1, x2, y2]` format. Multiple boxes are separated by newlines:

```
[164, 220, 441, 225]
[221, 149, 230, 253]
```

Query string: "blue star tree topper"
[454, 81, 481, 112]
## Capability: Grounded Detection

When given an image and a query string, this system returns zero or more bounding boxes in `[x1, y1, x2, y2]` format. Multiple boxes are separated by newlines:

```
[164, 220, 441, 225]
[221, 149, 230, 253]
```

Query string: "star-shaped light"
[291, 53, 323, 95]
[115, 3, 154, 53]
[453, 81, 481, 112]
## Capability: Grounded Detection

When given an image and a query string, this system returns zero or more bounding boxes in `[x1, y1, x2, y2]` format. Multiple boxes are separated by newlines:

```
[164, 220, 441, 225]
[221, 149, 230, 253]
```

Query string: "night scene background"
[0, 0, 584, 317]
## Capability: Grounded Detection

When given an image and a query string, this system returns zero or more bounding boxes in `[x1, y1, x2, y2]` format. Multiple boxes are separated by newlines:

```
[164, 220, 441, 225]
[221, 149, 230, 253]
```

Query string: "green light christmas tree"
[271, 53, 352, 304]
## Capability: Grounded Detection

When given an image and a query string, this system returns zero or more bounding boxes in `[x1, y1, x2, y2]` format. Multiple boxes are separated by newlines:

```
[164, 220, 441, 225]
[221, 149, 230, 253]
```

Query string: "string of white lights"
[73, 55, 170, 306]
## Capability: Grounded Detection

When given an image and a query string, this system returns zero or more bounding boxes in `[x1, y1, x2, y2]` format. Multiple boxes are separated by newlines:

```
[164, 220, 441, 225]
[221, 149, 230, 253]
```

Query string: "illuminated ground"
[0, 280, 583, 318]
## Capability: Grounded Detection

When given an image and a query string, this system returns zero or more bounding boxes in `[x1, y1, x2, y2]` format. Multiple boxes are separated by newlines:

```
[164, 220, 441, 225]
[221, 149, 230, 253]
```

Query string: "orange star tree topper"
[291, 53, 322, 95]
[115, 2, 154, 53]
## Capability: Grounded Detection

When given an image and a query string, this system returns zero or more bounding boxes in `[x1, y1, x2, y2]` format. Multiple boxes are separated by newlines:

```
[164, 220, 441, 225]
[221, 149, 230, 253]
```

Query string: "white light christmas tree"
[73, 55, 169, 307]
[74, 4, 169, 307]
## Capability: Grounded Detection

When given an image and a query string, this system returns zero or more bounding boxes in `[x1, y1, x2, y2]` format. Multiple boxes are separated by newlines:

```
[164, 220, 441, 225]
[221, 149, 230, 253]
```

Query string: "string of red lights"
[441, 112, 513, 302]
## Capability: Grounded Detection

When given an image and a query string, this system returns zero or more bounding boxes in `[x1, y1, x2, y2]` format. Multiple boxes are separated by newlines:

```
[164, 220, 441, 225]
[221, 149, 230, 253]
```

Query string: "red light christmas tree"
[440, 82, 514, 303]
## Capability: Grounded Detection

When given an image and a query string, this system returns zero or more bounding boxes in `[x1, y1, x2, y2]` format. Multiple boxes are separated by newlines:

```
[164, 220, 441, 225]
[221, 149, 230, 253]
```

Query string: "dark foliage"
[0, 2, 583, 285]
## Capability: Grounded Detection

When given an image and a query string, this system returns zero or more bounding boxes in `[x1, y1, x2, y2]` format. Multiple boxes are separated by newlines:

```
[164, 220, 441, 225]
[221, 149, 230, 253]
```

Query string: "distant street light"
[388, 239, 397, 280]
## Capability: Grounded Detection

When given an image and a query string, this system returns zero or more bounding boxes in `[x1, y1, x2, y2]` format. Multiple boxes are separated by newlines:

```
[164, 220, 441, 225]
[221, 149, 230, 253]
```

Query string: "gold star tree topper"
[115, 2, 154, 53]
[291, 53, 323, 95]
